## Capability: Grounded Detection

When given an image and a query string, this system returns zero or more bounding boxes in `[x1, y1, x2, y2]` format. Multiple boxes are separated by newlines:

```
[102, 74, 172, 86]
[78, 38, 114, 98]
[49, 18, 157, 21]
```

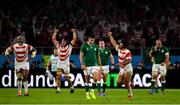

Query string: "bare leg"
[56, 69, 62, 93]
[22, 69, 29, 96]
[124, 71, 133, 99]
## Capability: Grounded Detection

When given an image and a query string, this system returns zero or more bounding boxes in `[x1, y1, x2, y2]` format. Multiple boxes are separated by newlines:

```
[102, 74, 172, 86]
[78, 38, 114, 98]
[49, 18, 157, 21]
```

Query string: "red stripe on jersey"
[12, 43, 33, 62]
[15, 54, 27, 62]
[60, 45, 69, 52]
[117, 49, 132, 62]
[120, 51, 126, 54]
[28, 45, 33, 51]
[15, 51, 27, 54]
[15, 52, 28, 59]
[16, 58, 27, 62]
[59, 50, 69, 57]
[15, 46, 26, 49]
[118, 56, 124, 61]
[125, 52, 132, 58]
[60, 55, 70, 61]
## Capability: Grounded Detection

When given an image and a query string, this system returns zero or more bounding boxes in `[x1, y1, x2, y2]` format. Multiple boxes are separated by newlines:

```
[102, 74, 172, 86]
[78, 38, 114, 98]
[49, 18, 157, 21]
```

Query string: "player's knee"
[93, 77, 97, 82]
[103, 79, 107, 83]
[152, 72, 158, 79]
[23, 77, 28, 82]
[17, 78, 22, 81]
[125, 82, 130, 89]
[59, 73, 62, 77]
[64, 76, 70, 80]
[160, 75, 166, 81]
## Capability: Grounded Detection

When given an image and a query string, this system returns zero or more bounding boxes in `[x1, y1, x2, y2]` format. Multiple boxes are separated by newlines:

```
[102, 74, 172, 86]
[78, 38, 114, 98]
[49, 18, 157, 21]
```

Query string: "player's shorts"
[119, 63, 133, 76]
[102, 65, 109, 74]
[152, 63, 167, 76]
[15, 61, 29, 72]
[84, 66, 99, 75]
[57, 59, 70, 74]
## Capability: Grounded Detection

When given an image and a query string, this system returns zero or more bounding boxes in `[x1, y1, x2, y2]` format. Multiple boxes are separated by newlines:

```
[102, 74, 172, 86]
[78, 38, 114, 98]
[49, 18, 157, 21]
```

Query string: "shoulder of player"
[162, 46, 169, 52]
[150, 46, 155, 50]
[51, 55, 58, 58]
[125, 49, 132, 54]
[68, 44, 73, 48]
[162, 46, 168, 49]
[104, 48, 111, 52]
[80, 43, 87, 48]
[94, 43, 98, 47]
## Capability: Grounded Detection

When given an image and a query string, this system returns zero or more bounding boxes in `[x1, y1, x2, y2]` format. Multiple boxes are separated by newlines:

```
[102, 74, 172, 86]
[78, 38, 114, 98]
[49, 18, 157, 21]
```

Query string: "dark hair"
[59, 36, 69, 43]
[98, 38, 105, 42]
[118, 39, 128, 48]
[88, 34, 95, 39]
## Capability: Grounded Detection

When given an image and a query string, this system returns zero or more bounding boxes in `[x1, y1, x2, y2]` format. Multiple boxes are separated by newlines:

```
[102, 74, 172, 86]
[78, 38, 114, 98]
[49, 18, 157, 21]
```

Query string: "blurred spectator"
[174, 61, 180, 70]
[0, 0, 179, 48]
[136, 60, 145, 70]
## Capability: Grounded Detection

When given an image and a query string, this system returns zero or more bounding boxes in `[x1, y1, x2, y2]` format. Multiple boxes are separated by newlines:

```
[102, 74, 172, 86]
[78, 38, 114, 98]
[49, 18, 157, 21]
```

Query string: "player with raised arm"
[79, 34, 102, 99]
[149, 39, 170, 95]
[97, 39, 114, 96]
[108, 32, 134, 100]
[5, 35, 37, 96]
[52, 28, 77, 94]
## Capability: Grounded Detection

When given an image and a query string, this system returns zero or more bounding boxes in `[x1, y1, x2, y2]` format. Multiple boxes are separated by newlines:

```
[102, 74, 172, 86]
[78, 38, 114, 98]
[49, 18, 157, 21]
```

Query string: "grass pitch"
[0, 88, 180, 104]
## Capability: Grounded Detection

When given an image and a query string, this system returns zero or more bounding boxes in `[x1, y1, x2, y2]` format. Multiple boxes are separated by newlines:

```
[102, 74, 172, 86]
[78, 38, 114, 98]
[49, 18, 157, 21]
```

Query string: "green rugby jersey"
[99, 48, 111, 66]
[150, 46, 169, 64]
[80, 43, 99, 66]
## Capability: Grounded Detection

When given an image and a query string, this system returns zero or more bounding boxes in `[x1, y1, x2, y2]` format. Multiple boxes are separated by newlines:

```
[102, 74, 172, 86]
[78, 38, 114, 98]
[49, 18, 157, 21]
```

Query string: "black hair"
[98, 38, 105, 42]
[118, 39, 128, 48]
[88, 34, 95, 39]
[59, 35, 69, 43]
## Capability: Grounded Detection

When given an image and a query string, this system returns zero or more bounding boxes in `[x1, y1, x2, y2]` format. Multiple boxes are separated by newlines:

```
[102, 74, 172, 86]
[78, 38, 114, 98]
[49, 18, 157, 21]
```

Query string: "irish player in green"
[97, 39, 114, 96]
[149, 39, 170, 94]
[79, 34, 102, 99]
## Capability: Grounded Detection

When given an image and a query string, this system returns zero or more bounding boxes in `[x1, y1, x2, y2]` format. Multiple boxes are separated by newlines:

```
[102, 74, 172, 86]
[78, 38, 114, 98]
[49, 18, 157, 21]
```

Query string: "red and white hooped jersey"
[57, 44, 72, 62]
[9, 43, 34, 62]
[115, 45, 132, 63]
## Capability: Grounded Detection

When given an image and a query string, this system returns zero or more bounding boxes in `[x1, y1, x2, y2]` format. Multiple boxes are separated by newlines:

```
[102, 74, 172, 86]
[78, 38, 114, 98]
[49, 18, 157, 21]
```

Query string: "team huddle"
[4, 28, 170, 100]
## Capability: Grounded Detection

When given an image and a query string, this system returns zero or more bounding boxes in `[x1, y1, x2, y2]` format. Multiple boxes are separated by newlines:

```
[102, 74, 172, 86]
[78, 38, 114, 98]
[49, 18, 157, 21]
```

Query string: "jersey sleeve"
[9, 46, 14, 51]
[150, 46, 154, 53]
[80, 44, 85, 53]
[164, 46, 169, 55]
[125, 51, 132, 60]
[28, 45, 34, 51]
[108, 49, 112, 56]
[96, 44, 100, 55]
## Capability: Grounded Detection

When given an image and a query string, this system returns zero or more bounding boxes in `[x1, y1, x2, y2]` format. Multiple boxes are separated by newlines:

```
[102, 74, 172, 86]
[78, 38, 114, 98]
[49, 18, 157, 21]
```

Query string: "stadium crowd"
[0, 0, 180, 48]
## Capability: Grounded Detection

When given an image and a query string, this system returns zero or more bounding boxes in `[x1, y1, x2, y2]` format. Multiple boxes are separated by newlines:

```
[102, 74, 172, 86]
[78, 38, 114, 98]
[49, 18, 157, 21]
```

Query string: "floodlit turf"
[0, 88, 180, 104]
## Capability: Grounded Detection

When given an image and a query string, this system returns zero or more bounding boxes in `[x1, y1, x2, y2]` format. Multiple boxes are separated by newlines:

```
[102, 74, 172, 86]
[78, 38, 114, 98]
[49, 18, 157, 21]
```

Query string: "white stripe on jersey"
[10, 43, 33, 62]
[57, 44, 72, 61]
[115, 45, 132, 63]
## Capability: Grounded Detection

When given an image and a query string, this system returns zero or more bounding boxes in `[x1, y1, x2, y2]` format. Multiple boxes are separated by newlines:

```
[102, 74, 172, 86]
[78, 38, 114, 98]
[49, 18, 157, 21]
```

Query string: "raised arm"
[52, 28, 59, 47]
[108, 32, 118, 47]
[70, 28, 77, 46]
[5, 47, 12, 63]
